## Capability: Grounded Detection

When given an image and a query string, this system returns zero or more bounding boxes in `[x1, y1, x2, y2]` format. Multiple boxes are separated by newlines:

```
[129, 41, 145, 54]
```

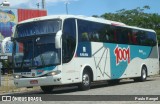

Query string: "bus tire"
[78, 70, 91, 91]
[40, 85, 54, 93]
[134, 66, 147, 82]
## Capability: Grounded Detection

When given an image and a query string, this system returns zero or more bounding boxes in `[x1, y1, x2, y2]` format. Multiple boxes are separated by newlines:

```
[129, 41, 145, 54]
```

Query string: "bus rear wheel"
[134, 66, 147, 82]
[78, 70, 91, 91]
[40, 85, 54, 93]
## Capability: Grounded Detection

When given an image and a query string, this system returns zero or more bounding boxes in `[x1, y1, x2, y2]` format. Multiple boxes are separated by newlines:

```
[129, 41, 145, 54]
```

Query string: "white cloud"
[0, 0, 30, 6]
[46, 0, 78, 3]
[0, 0, 78, 8]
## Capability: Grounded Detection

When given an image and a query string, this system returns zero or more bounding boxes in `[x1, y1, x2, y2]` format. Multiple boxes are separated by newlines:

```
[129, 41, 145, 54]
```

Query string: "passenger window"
[77, 19, 157, 46]
[77, 19, 107, 42]
[146, 32, 157, 46]
[77, 20, 89, 42]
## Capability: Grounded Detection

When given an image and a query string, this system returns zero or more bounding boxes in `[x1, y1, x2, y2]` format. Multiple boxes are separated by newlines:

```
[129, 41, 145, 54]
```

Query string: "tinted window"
[145, 32, 157, 46]
[15, 20, 61, 38]
[77, 19, 108, 42]
[115, 27, 129, 44]
[62, 19, 76, 63]
[77, 19, 157, 46]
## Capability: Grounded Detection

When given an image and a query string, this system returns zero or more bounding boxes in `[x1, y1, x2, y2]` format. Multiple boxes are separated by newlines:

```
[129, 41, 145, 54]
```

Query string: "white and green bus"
[13, 15, 159, 93]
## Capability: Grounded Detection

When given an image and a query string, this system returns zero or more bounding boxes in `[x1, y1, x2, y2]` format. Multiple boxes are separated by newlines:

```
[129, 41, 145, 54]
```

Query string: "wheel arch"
[80, 65, 94, 82]
[141, 64, 148, 76]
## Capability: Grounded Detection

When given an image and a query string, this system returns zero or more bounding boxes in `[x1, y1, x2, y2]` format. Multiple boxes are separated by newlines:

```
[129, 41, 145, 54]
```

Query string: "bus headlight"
[47, 70, 61, 76]
[14, 74, 22, 79]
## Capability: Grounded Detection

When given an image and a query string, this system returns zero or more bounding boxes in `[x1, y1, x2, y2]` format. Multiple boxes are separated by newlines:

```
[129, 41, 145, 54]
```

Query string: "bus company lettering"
[114, 45, 130, 65]
[80, 46, 89, 57]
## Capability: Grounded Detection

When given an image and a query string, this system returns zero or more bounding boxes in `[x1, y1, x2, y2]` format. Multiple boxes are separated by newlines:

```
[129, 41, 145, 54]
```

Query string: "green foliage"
[1, 59, 13, 74]
[100, 6, 160, 43]
[2, 60, 8, 68]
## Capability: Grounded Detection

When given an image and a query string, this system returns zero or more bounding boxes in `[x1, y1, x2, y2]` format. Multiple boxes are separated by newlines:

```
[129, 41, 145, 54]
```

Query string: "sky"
[0, 0, 160, 16]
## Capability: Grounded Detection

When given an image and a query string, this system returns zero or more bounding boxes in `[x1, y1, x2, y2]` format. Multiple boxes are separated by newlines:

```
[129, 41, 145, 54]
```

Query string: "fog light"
[50, 72, 57, 76]
[14, 75, 21, 79]
[47, 70, 61, 76]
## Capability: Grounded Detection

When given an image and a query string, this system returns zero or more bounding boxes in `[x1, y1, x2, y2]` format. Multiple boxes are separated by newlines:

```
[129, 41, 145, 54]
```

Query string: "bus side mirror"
[55, 30, 62, 49]
[11, 37, 14, 42]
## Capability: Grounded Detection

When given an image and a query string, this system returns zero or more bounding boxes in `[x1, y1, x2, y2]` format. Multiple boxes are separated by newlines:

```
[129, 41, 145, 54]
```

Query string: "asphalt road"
[1, 75, 160, 104]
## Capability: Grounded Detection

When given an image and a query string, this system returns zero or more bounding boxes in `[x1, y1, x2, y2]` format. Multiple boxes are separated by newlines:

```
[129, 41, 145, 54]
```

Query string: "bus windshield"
[14, 35, 61, 68]
[13, 19, 62, 68]
[15, 19, 61, 38]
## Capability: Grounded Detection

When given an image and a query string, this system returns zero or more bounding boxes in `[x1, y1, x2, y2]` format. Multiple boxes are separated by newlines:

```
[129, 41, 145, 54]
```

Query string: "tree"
[100, 6, 160, 43]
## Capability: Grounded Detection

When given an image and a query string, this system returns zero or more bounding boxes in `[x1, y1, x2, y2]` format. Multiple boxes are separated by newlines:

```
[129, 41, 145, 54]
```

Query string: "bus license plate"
[30, 80, 38, 84]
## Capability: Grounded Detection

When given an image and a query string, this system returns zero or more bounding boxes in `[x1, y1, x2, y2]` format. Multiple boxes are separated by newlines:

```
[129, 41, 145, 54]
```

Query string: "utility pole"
[36, 3, 40, 9]
[65, 0, 70, 14]
[42, 0, 45, 9]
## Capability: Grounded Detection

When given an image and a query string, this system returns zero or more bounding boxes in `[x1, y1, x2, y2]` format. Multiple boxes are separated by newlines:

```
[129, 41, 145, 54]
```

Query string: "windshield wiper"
[20, 56, 25, 69]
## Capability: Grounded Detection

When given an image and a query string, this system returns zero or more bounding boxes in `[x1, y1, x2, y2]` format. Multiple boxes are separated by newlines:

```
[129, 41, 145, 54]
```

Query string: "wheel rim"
[82, 74, 90, 86]
[142, 68, 147, 79]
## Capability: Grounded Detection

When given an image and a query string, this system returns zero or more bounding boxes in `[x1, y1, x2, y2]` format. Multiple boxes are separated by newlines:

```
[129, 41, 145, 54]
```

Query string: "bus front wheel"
[40, 85, 54, 93]
[78, 70, 91, 91]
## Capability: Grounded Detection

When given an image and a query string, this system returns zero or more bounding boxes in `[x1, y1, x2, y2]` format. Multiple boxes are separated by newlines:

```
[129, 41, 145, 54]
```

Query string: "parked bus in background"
[12, 15, 159, 93]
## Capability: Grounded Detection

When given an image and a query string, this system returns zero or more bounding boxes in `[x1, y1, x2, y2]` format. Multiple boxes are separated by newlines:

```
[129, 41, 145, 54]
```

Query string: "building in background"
[0, 7, 47, 74]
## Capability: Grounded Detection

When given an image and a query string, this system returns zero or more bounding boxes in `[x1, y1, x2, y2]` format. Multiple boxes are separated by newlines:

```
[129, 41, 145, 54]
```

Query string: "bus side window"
[139, 31, 146, 45]
[146, 32, 157, 46]
[109, 26, 117, 43]
[113, 30, 117, 43]
[92, 32, 99, 42]
[128, 32, 132, 44]
[132, 30, 138, 45]
[105, 31, 110, 42]
[132, 35, 137, 44]
[77, 20, 89, 42]
[82, 32, 89, 41]
[109, 31, 114, 43]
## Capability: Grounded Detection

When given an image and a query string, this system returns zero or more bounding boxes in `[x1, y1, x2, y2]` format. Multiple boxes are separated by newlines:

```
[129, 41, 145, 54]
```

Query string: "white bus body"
[13, 15, 159, 92]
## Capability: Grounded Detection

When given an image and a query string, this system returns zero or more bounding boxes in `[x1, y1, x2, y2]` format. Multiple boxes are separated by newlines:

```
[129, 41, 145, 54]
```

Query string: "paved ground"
[0, 75, 40, 94]
[0, 75, 160, 104]
[0, 75, 14, 93]
[1, 75, 160, 94]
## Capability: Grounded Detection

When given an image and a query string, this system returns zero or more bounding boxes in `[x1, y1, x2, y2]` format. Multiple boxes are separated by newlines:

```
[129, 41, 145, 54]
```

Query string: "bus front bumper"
[14, 75, 62, 87]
